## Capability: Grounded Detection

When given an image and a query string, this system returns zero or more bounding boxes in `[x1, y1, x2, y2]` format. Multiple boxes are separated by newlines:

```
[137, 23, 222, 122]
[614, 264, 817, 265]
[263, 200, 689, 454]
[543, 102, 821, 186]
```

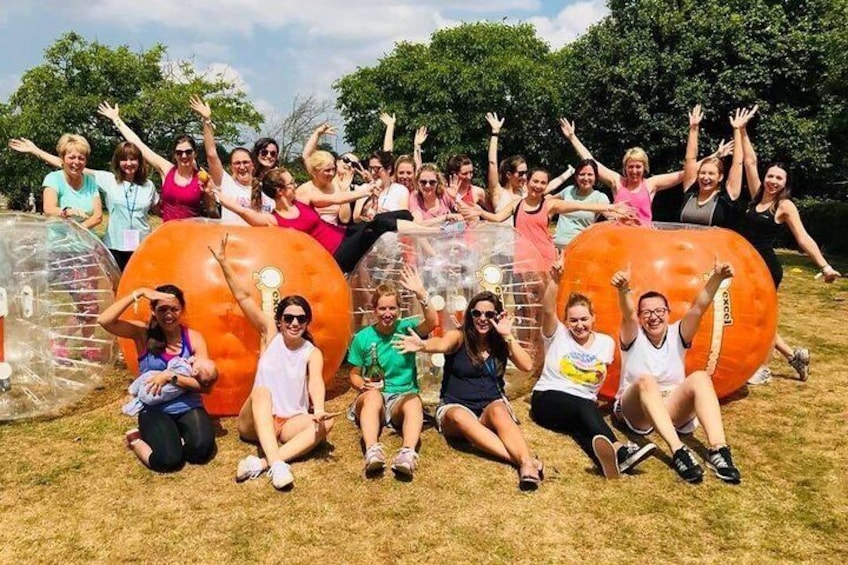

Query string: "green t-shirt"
[347, 317, 420, 394]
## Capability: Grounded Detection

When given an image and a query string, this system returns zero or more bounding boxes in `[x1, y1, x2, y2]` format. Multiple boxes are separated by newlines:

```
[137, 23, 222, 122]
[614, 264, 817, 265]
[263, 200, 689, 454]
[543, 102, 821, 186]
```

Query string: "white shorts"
[613, 387, 699, 436]
[434, 397, 517, 433]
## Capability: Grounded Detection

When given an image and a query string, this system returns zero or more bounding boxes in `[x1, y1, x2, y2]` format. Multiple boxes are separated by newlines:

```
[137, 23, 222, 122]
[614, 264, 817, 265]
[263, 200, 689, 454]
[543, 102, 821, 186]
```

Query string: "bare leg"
[249, 387, 284, 465]
[354, 389, 385, 448]
[440, 406, 512, 463]
[774, 333, 794, 360]
[619, 376, 684, 453]
[237, 395, 258, 442]
[277, 414, 334, 462]
[480, 401, 533, 467]
[391, 394, 423, 450]
[127, 438, 153, 468]
[666, 371, 727, 448]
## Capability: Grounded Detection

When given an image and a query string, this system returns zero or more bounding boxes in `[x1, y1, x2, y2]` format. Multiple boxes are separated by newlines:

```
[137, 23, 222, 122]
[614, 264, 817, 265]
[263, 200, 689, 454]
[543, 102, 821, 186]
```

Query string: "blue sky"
[0, 1, 608, 149]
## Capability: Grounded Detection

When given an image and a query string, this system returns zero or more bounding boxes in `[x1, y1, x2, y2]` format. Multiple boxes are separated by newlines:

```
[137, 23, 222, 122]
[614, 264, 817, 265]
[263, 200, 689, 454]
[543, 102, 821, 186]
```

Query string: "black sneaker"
[672, 446, 704, 483]
[707, 445, 741, 484]
[617, 442, 657, 473]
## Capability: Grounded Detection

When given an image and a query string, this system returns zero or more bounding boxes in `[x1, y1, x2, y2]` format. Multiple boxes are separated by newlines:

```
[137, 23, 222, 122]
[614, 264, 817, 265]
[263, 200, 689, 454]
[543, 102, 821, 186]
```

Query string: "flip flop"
[518, 460, 541, 491]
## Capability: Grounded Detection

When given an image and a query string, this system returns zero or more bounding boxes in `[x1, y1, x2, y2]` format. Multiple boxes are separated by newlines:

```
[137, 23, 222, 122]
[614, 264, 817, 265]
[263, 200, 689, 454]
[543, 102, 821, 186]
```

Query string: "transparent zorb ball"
[0, 213, 120, 420]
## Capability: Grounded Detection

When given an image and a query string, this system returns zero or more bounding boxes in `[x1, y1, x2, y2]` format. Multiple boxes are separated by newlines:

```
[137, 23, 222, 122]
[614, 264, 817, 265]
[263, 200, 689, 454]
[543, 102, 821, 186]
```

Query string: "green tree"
[334, 23, 563, 173]
[0, 32, 263, 209]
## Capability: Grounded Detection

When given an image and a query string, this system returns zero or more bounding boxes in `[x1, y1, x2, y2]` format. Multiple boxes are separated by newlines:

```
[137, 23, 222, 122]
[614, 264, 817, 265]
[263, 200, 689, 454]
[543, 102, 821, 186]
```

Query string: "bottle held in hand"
[364, 343, 385, 389]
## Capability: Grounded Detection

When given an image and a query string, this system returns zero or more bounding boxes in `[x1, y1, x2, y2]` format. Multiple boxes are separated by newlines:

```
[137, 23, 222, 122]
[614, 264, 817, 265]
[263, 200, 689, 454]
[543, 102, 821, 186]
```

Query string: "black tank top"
[441, 344, 505, 407]
[742, 205, 782, 249]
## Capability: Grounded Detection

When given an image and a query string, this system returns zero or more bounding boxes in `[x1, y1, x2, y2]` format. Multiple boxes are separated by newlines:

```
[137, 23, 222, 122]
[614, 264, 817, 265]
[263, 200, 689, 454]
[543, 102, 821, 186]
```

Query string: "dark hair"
[462, 291, 508, 374]
[111, 141, 148, 185]
[528, 167, 550, 182]
[274, 295, 314, 343]
[369, 150, 395, 174]
[575, 158, 599, 179]
[171, 135, 197, 162]
[445, 154, 473, 177]
[498, 155, 526, 187]
[637, 291, 669, 312]
[146, 284, 186, 355]
[251, 137, 280, 175]
[749, 162, 791, 212]
[229, 146, 262, 211]
[258, 167, 292, 200]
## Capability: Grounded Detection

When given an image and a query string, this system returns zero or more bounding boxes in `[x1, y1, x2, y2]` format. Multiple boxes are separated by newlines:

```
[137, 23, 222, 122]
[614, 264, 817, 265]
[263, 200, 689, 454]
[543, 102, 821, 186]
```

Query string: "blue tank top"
[137, 326, 202, 414]
[440, 344, 505, 410]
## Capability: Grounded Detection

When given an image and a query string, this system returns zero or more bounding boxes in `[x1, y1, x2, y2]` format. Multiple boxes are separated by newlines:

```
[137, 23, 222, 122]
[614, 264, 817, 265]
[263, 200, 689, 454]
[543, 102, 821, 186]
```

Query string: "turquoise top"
[93, 170, 158, 251]
[43, 170, 99, 216]
[552, 185, 609, 246]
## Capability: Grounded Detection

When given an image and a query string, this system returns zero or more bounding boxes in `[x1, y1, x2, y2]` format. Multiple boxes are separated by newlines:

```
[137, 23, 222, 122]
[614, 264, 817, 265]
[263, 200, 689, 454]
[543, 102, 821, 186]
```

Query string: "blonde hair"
[306, 150, 335, 176]
[56, 134, 91, 158]
[622, 147, 649, 175]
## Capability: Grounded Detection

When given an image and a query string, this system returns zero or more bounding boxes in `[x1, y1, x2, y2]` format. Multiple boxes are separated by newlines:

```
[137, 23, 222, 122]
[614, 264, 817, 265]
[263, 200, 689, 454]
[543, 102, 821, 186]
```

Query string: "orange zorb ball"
[118, 221, 352, 416]
[556, 222, 777, 400]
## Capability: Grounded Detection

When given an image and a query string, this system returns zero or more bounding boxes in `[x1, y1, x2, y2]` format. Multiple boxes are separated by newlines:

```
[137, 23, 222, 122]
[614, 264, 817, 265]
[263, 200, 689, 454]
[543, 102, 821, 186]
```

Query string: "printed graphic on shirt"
[558, 350, 606, 386]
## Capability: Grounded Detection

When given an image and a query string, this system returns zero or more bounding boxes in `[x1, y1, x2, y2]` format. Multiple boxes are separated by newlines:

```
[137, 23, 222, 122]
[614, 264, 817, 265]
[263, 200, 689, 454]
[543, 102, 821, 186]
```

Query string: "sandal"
[518, 459, 541, 491]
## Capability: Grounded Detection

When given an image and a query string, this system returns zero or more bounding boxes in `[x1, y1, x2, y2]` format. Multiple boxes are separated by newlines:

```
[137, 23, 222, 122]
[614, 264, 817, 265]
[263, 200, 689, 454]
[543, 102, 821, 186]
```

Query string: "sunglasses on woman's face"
[282, 313, 308, 324]
[515, 170, 528, 177]
[418, 179, 438, 187]
[174, 148, 194, 157]
[470, 309, 497, 320]
[260, 148, 278, 158]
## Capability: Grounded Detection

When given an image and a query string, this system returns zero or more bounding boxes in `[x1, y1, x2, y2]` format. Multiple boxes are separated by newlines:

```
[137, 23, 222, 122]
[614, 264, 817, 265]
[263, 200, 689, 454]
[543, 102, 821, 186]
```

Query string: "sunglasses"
[369, 165, 384, 173]
[418, 179, 438, 187]
[516, 170, 528, 177]
[260, 149, 278, 158]
[639, 307, 669, 319]
[470, 309, 497, 320]
[174, 149, 194, 157]
[282, 313, 308, 324]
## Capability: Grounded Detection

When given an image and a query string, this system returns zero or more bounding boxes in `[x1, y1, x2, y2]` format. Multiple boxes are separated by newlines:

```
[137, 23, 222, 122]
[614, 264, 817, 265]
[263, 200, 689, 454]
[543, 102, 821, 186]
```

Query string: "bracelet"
[202, 118, 216, 130]
[504, 335, 515, 345]
[132, 290, 140, 314]
[821, 264, 831, 272]
[418, 294, 430, 307]
[491, 132, 499, 137]
[621, 287, 632, 294]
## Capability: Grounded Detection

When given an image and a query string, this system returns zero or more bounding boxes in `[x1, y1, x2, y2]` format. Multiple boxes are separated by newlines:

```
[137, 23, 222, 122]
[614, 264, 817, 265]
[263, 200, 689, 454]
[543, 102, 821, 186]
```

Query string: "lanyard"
[124, 182, 140, 229]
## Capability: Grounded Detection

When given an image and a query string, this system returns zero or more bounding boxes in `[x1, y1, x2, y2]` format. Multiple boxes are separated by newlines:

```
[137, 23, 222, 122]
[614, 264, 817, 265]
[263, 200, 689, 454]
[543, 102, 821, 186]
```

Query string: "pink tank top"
[514, 198, 555, 274]
[410, 192, 454, 220]
[614, 179, 652, 226]
[272, 201, 345, 254]
[161, 168, 202, 221]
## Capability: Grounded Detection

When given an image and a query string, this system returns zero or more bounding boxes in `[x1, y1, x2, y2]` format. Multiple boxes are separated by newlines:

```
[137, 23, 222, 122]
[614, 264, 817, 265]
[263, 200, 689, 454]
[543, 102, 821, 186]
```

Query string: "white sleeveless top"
[253, 333, 315, 418]
[617, 321, 689, 399]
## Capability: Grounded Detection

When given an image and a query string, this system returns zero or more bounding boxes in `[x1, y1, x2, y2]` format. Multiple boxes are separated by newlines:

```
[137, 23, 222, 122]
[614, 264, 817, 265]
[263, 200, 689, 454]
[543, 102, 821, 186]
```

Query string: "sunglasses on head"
[282, 313, 308, 324]
[174, 148, 194, 157]
[418, 179, 438, 187]
[260, 148, 278, 158]
[470, 309, 497, 320]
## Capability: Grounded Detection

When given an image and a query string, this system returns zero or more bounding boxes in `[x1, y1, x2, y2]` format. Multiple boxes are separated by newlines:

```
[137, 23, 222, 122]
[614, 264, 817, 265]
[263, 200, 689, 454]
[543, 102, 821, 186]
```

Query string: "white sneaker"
[747, 366, 772, 385]
[268, 461, 294, 490]
[235, 454, 265, 483]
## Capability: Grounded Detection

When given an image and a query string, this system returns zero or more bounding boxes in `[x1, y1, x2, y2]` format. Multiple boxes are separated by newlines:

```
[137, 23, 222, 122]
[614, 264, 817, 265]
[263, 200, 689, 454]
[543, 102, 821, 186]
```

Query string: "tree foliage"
[0, 32, 263, 208]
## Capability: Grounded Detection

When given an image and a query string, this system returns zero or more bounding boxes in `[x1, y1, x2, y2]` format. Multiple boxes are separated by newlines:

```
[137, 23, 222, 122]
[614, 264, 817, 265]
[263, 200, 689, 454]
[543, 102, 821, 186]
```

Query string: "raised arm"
[9, 138, 99, 175]
[559, 117, 620, 189]
[301, 123, 336, 164]
[190, 95, 224, 186]
[726, 112, 746, 201]
[683, 104, 703, 190]
[393, 328, 463, 355]
[491, 314, 533, 372]
[542, 259, 563, 338]
[303, 182, 373, 208]
[779, 200, 841, 282]
[98, 102, 172, 176]
[413, 126, 427, 171]
[680, 257, 733, 344]
[544, 166, 575, 196]
[380, 112, 395, 152]
[98, 287, 174, 350]
[398, 265, 439, 336]
[209, 234, 277, 339]
[485, 112, 505, 207]
[611, 266, 639, 346]
[731, 106, 760, 198]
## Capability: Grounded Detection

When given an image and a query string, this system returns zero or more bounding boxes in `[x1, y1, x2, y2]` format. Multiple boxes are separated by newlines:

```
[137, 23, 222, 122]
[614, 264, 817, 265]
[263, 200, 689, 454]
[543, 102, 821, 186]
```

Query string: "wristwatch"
[170, 374, 179, 386]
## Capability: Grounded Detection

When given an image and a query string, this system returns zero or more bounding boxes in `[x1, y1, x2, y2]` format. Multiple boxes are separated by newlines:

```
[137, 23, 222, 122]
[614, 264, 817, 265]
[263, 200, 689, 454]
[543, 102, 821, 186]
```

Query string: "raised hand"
[97, 101, 120, 122]
[189, 95, 212, 120]
[713, 254, 734, 279]
[550, 249, 564, 284]
[8, 138, 38, 154]
[143, 288, 177, 302]
[491, 311, 514, 337]
[611, 264, 631, 290]
[715, 139, 735, 159]
[392, 327, 426, 354]
[379, 112, 396, 128]
[414, 126, 428, 147]
[730, 105, 759, 129]
[398, 264, 426, 298]
[485, 112, 504, 134]
[558, 117, 576, 139]
[315, 122, 337, 137]
[208, 233, 229, 264]
[689, 104, 704, 127]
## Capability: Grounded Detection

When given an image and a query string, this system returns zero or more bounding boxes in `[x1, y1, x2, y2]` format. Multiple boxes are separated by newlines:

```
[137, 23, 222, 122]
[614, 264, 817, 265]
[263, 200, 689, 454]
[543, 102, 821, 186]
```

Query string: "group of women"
[9, 99, 841, 488]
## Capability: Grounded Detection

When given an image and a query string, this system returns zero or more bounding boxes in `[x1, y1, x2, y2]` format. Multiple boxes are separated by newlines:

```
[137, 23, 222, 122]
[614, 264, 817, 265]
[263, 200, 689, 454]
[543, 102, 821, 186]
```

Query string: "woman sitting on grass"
[210, 234, 333, 491]
[395, 291, 543, 491]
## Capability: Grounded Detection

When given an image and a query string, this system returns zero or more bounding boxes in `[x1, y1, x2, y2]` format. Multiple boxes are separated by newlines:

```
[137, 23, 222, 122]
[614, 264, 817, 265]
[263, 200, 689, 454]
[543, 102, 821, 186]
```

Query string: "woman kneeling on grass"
[395, 291, 543, 490]
[530, 260, 655, 479]
[210, 235, 333, 491]
[99, 285, 217, 472]
[348, 266, 437, 479]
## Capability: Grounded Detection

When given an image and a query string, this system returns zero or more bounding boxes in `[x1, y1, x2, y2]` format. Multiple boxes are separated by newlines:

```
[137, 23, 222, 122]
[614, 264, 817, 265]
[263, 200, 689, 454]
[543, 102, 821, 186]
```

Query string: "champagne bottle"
[363, 343, 385, 389]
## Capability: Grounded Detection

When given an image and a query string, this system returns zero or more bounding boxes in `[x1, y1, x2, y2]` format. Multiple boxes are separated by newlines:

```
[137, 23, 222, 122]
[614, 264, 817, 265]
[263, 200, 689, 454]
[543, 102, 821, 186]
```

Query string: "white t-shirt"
[253, 333, 315, 418]
[377, 182, 409, 212]
[220, 173, 274, 225]
[534, 322, 615, 401]
[617, 321, 689, 399]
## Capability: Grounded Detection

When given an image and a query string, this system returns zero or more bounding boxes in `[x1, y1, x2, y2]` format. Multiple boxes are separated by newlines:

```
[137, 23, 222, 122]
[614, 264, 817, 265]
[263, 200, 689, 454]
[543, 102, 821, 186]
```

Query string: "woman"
[531, 261, 655, 478]
[551, 159, 611, 248]
[213, 167, 416, 274]
[98, 101, 216, 221]
[296, 150, 352, 225]
[737, 108, 841, 383]
[394, 155, 416, 192]
[190, 96, 273, 225]
[353, 151, 410, 221]
[559, 117, 684, 226]
[408, 164, 462, 226]
[485, 112, 526, 214]
[10, 136, 156, 270]
[445, 154, 488, 209]
[348, 267, 437, 478]
[252, 137, 281, 179]
[210, 235, 333, 491]
[395, 291, 543, 490]
[679, 104, 742, 227]
[98, 285, 217, 472]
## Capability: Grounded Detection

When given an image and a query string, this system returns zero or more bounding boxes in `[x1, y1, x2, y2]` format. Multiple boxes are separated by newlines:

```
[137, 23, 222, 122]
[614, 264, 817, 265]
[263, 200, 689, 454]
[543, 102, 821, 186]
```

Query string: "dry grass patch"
[0, 250, 846, 564]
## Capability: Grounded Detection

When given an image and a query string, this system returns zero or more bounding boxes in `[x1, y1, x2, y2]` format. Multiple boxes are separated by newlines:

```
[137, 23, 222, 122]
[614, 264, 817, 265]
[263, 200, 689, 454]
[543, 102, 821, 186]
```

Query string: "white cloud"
[0, 73, 21, 100]
[527, 0, 609, 48]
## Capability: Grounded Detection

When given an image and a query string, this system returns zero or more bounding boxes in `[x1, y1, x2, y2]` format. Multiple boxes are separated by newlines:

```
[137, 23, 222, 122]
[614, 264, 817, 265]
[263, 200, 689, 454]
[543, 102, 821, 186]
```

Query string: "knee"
[150, 450, 185, 473]
[320, 417, 335, 437]
[688, 370, 716, 392]
[360, 390, 384, 410]
[488, 403, 512, 426]
[636, 374, 659, 395]
[183, 434, 216, 464]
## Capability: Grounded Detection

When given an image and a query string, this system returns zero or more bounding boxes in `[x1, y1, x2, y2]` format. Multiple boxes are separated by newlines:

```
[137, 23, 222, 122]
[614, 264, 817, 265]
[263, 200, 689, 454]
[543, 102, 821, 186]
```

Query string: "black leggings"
[530, 390, 615, 463]
[109, 249, 133, 272]
[138, 407, 216, 472]
[334, 210, 413, 273]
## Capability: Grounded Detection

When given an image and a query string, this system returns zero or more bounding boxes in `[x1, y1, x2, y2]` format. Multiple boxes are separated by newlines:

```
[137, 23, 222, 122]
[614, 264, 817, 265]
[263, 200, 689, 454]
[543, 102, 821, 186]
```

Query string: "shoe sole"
[391, 464, 414, 479]
[592, 435, 620, 479]
[365, 460, 385, 475]
[272, 478, 294, 491]
[619, 443, 657, 473]
[706, 462, 741, 484]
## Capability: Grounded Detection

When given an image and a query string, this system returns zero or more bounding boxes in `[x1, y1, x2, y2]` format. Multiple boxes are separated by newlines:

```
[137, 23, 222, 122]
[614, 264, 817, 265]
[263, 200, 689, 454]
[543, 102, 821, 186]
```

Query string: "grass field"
[0, 250, 845, 564]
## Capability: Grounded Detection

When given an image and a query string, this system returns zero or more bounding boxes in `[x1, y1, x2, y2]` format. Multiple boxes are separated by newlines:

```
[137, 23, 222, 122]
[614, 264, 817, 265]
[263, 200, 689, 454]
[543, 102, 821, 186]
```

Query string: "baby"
[122, 356, 217, 416]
